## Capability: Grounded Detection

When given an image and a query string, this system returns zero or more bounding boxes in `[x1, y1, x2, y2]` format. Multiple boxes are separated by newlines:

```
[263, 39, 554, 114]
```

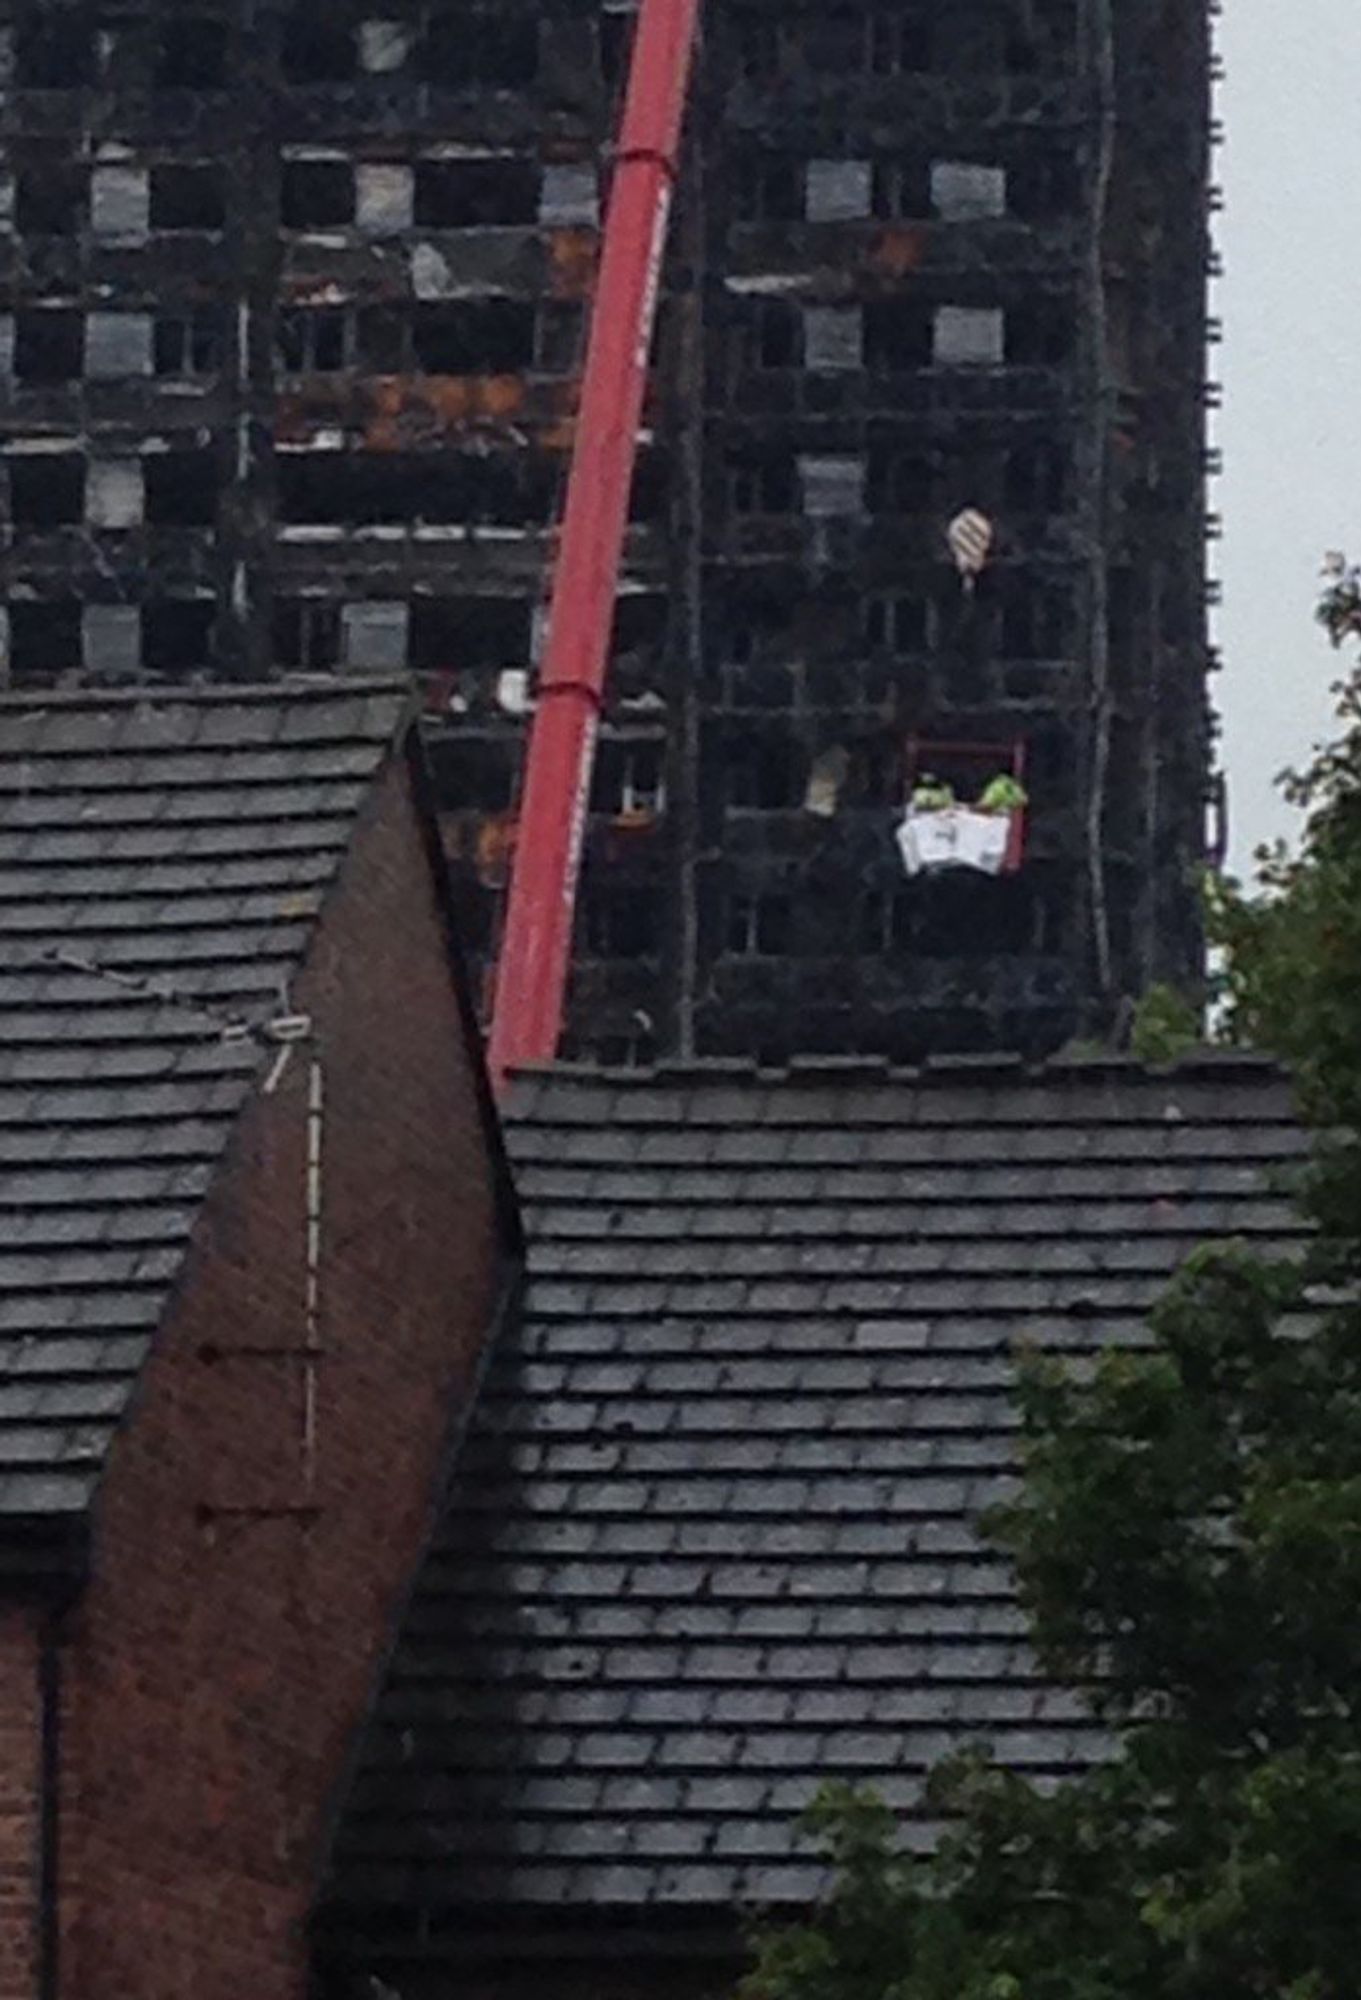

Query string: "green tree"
[743, 574, 1361, 2000]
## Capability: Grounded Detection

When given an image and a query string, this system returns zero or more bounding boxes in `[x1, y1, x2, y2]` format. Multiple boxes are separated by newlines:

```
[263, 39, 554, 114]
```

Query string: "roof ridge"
[0, 675, 413, 711]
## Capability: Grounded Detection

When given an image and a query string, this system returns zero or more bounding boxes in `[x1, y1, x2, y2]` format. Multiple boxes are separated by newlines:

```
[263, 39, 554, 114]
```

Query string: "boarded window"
[356, 164, 414, 233]
[538, 163, 598, 227]
[85, 314, 154, 379]
[83, 606, 141, 679]
[803, 306, 862, 372]
[342, 601, 409, 671]
[86, 458, 144, 530]
[800, 453, 865, 518]
[931, 162, 1007, 220]
[933, 306, 1004, 367]
[805, 160, 871, 223]
[92, 166, 151, 238]
[359, 20, 412, 72]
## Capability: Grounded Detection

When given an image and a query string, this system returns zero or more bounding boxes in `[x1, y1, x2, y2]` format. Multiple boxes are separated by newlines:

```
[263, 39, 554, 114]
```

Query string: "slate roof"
[0, 680, 412, 1556]
[325, 1054, 1310, 1954]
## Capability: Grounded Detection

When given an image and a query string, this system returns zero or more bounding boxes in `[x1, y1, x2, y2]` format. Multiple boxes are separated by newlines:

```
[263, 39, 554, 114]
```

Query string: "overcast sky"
[1216, 1, 1361, 870]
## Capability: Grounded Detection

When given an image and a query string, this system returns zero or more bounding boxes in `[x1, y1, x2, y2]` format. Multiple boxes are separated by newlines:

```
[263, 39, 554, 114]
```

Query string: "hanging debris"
[947, 508, 995, 594]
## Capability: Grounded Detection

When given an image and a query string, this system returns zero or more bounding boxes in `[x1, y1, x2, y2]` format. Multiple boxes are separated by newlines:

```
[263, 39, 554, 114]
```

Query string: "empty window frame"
[15, 12, 95, 87]
[1002, 580, 1072, 659]
[154, 310, 225, 378]
[1010, 149, 1079, 223]
[733, 156, 804, 223]
[13, 311, 84, 384]
[750, 301, 800, 371]
[15, 168, 86, 235]
[727, 889, 793, 956]
[9, 452, 85, 526]
[408, 596, 530, 671]
[412, 159, 539, 228]
[872, 159, 930, 221]
[728, 455, 796, 517]
[155, 18, 229, 88]
[423, 11, 539, 87]
[282, 159, 356, 229]
[535, 302, 584, 373]
[281, 13, 357, 83]
[864, 299, 932, 369]
[145, 450, 218, 527]
[868, 450, 932, 514]
[150, 165, 226, 232]
[584, 884, 660, 958]
[1006, 296, 1074, 366]
[143, 599, 215, 672]
[864, 591, 929, 654]
[277, 308, 350, 374]
[8, 601, 82, 679]
[868, 10, 931, 75]
[273, 597, 342, 671]
[412, 301, 534, 373]
[592, 738, 666, 816]
[1006, 441, 1069, 513]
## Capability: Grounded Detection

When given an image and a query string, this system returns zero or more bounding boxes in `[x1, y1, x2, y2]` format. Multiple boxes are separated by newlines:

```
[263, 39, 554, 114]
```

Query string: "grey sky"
[1217, 1, 1361, 869]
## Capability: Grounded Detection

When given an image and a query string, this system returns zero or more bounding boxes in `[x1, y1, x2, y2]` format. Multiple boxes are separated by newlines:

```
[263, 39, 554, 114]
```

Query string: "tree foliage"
[742, 572, 1361, 2000]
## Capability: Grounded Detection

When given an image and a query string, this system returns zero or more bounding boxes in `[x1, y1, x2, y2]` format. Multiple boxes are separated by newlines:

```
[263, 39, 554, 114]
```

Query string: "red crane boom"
[486, 0, 701, 1093]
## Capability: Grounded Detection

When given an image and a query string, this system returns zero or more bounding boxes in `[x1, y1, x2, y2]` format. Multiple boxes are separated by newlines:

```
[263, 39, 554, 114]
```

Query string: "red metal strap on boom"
[487, 0, 702, 1093]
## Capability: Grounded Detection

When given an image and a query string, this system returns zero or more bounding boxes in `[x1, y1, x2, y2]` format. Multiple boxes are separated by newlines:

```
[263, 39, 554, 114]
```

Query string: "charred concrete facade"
[0, 0, 1217, 1062]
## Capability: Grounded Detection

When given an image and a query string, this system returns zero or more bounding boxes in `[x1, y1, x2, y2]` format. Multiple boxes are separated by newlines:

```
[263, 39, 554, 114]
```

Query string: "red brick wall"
[0, 1605, 41, 2000]
[56, 752, 509, 2000]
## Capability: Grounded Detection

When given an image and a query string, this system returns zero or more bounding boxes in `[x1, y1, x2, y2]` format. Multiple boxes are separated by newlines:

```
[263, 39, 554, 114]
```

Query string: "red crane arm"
[486, 0, 702, 1094]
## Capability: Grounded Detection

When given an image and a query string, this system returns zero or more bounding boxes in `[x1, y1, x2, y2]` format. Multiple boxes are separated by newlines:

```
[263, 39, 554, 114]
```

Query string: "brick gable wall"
[45, 752, 506, 2000]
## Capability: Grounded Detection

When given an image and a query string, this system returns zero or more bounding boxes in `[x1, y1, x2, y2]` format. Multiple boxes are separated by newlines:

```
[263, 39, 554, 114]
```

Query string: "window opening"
[734, 157, 803, 223]
[145, 450, 218, 527]
[9, 453, 85, 526]
[413, 302, 534, 373]
[273, 597, 342, 671]
[727, 889, 793, 957]
[9, 601, 82, 680]
[15, 168, 86, 236]
[864, 592, 929, 654]
[864, 299, 931, 369]
[423, 12, 538, 87]
[729, 455, 796, 517]
[150, 165, 226, 232]
[277, 308, 349, 375]
[413, 159, 539, 228]
[14, 311, 84, 383]
[154, 310, 224, 378]
[869, 450, 931, 514]
[868, 10, 930, 75]
[585, 885, 660, 958]
[872, 159, 929, 221]
[155, 19, 228, 88]
[409, 596, 530, 671]
[754, 302, 799, 370]
[281, 14, 357, 83]
[592, 739, 666, 818]
[282, 160, 355, 229]
[535, 302, 584, 373]
[15, 13, 94, 87]
[1006, 441, 1068, 513]
[1006, 297, 1074, 367]
[898, 736, 1029, 879]
[143, 600, 215, 673]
